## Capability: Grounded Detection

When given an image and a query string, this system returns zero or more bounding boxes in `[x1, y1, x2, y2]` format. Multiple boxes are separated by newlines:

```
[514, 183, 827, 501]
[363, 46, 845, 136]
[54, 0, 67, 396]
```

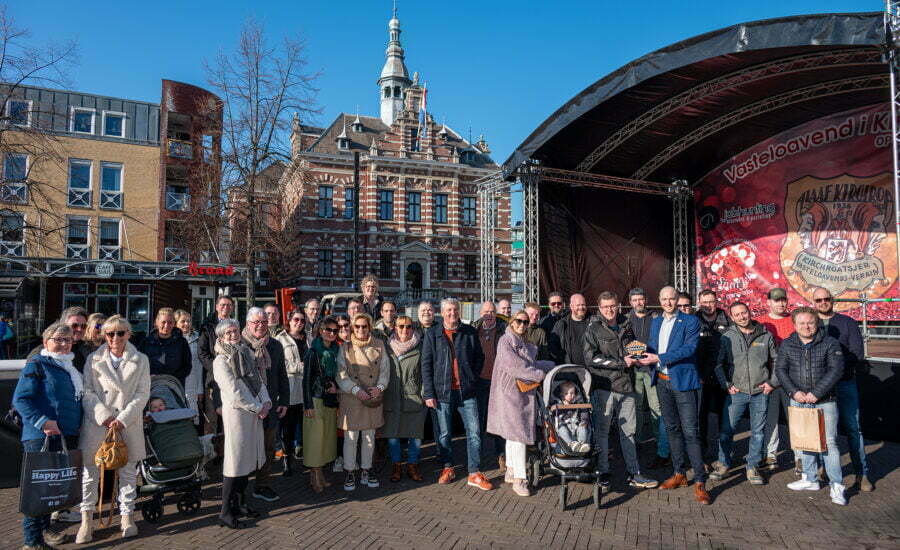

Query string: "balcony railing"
[0, 240, 24, 256]
[66, 244, 89, 259]
[165, 247, 188, 262]
[67, 188, 91, 208]
[168, 139, 193, 160]
[99, 190, 123, 209]
[99, 245, 120, 260]
[0, 182, 27, 204]
[166, 191, 191, 211]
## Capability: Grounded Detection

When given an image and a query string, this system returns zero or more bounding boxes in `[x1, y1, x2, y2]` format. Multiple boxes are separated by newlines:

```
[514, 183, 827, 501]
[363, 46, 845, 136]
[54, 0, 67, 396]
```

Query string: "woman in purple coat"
[486, 310, 555, 496]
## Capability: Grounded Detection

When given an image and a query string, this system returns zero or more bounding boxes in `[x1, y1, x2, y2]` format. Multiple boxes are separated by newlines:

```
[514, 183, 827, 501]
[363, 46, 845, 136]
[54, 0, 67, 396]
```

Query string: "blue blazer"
[647, 311, 701, 391]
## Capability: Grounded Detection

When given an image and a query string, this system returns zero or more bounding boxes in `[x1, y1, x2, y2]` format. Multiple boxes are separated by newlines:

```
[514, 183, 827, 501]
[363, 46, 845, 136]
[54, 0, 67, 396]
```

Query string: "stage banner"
[694, 104, 898, 320]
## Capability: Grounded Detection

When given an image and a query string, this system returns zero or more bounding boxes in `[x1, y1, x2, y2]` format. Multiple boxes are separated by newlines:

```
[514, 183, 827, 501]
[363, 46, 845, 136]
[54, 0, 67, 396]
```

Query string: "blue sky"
[14, 1, 882, 220]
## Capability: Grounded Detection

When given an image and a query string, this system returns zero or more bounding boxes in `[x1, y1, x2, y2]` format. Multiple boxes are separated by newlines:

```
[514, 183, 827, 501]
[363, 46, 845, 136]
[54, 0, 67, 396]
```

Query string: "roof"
[504, 12, 886, 184]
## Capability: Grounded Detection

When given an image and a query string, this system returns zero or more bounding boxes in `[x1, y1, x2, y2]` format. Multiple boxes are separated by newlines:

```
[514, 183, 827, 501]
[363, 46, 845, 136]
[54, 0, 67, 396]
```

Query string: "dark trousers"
[220, 475, 249, 519]
[255, 426, 277, 489]
[657, 378, 706, 483]
[21, 435, 79, 546]
[281, 404, 303, 452]
[699, 379, 725, 455]
[475, 378, 505, 458]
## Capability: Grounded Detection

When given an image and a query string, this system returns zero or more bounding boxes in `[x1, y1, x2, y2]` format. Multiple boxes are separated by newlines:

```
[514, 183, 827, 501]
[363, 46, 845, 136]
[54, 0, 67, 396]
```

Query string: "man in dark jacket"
[524, 302, 551, 361]
[421, 298, 491, 491]
[197, 295, 235, 435]
[243, 307, 290, 503]
[583, 291, 658, 490]
[138, 308, 193, 386]
[696, 289, 731, 458]
[812, 287, 871, 491]
[549, 294, 589, 365]
[626, 288, 667, 466]
[27, 306, 91, 373]
[776, 307, 846, 505]
[538, 291, 566, 335]
[360, 274, 384, 319]
[709, 302, 776, 485]
[472, 301, 506, 471]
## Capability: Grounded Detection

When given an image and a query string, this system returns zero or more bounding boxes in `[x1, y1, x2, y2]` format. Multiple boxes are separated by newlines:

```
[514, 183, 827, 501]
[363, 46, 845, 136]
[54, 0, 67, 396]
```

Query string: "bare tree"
[201, 18, 319, 304]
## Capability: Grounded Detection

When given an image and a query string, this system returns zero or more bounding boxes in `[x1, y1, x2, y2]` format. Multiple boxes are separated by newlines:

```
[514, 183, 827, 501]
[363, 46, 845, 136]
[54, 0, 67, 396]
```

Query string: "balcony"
[168, 139, 193, 160]
[165, 247, 188, 262]
[66, 244, 89, 259]
[99, 190, 123, 210]
[0, 182, 27, 204]
[0, 241, 24, 256]
[67, 188, 91, 208]
[166, 191, 191, 211]
[99, 245, 120, 260]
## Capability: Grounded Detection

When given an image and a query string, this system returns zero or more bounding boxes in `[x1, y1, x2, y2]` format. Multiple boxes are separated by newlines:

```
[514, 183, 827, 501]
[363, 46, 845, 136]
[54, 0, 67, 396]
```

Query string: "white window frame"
[70, 107, 96, 134]
[1, 152, 29, 204]
[99, 161, 123, 210]
[101, 110, 126, 138]
[67, 158, 93, 208]
[65, 215, 91, 259]
[5, 98, 32, 127]
[0, 210, 25, 256]
[98, 217, 121, 260]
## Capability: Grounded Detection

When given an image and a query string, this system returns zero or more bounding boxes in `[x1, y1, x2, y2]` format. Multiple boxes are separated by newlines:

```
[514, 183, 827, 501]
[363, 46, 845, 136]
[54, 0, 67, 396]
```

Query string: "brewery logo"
[95, 261, 115, 278]
[697, 206, 720, 231]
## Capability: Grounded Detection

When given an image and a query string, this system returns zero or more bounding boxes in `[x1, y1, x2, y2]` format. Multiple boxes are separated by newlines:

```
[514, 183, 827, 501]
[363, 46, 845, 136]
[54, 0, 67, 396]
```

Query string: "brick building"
[277, 10, 511, 306]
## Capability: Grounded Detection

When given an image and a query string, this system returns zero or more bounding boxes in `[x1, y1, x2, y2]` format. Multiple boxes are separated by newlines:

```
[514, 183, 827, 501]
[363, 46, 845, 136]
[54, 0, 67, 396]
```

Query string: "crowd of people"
[11, 273, 872, 549]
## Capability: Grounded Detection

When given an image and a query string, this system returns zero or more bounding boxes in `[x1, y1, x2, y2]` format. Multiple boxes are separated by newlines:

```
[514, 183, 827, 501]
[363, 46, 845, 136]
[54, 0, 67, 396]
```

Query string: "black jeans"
[699, 379, 725, 455]
[657, 378, 706, 483]
[475, 378, 505, 458]
[281, 404, 303, 452]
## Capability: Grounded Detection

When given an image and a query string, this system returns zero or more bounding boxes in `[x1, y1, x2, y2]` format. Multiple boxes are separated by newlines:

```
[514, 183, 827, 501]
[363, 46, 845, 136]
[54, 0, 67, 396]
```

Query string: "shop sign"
[188, 262, 235, 277]
[95, 262, 115, 278]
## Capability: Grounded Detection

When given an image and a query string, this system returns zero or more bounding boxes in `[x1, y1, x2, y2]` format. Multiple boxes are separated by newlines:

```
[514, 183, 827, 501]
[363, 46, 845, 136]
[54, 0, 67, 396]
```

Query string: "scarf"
[241, 326, 271, 384]
[350, 333, 372, 348]
[214, 340, 263, 396]
[389, 332, 419, 357]
[311, 336, 338, 379]
[41, 348, 83, 400]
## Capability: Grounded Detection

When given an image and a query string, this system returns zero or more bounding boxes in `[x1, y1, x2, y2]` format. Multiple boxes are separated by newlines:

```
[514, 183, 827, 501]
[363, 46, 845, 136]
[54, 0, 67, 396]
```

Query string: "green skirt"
[302, 398, 338, 467]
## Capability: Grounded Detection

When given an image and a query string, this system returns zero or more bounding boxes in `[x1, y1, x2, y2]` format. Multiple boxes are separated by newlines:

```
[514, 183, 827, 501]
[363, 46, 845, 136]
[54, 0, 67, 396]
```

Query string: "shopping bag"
[19, 435, 83, 516]
[788, 405, 826, 453]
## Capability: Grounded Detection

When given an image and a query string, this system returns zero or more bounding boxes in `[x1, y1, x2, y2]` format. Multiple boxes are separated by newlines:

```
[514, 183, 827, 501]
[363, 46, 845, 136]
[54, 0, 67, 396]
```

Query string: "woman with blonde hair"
[83, 313, 107, 352]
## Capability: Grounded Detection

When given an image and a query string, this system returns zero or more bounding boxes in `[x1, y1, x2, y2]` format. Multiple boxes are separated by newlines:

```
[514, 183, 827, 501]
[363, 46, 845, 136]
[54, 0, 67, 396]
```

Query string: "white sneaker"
[578, 442, 592, 453]
[787, 476, 820, 491]
[830, 482, 846, 505]
[333, 456, 344, 473]
[53, 508, 83, 523]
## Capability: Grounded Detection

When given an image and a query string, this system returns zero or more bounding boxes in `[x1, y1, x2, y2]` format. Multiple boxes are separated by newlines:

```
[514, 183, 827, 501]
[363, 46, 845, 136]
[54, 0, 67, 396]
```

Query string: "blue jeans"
[475, 378, 505, 457]
[718, 391, 768, 469]
[387, 438, 421, 464]
[835, 379, 868, 476]
[21, 435, 79, 546]
[657, 379, 706, 482]
[791, 399, 843, 484]
[434, 390, 482, 473]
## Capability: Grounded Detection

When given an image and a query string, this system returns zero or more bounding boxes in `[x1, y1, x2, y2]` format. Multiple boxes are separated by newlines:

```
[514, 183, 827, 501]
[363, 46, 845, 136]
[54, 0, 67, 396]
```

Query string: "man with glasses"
[539, 291, 567, 335]
[549, 294, 589, 366]
[422, 298, 492, 491]
[347, 298, 363, 318]
[584, 291, 658, 491]
[415, 301, 436, 337]
[360, 275, 383, 318]
[812, 287, 871, 492]
[264, 303, 285, 337]
[676, 293, 693, 314]
[473, 301, 507, 472]
[198, 295, 235, 436]
[757, 287, 795, 473]
[696, 289, 731, 460]
[304, 299, 321, 342]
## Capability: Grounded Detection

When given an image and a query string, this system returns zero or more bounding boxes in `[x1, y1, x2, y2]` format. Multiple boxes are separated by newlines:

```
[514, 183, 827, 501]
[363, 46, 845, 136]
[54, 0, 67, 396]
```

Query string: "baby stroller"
[138, 375, 204, 523]
[526, 364, 602, 510]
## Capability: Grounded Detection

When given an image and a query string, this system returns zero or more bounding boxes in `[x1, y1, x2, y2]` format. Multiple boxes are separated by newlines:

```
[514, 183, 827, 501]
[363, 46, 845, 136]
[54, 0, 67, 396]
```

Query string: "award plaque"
[625, 340, 648, 359]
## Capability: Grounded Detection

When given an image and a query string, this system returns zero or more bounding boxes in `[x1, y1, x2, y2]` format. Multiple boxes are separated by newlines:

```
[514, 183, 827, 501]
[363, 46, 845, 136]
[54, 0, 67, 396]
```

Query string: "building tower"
[378, 5, 412, 126]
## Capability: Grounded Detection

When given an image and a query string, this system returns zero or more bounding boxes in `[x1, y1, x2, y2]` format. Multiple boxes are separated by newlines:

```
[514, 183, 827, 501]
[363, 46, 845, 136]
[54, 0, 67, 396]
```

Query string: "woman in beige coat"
[213, 318, 271, 529]
[336, 313, 389, 492]
[76, 315, 150, 544]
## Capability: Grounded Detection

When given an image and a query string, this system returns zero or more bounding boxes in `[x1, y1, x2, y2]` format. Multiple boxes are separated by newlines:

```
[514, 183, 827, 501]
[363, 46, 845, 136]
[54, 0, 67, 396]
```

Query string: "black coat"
[696, 309, 731, 379]
[197, 313, 224, 385]
[242, 335, 290, 429]
[775, 328, 844, 401]
[421, 322, 484, 402]
[549, 315, 589, 366]
[138, 327, 193, 386]
[822, 313, 865, 380]
[583, 314, 636, 394]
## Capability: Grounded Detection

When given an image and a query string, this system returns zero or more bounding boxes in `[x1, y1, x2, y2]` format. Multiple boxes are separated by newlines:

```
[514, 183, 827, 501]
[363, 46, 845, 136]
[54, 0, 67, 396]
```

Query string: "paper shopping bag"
[788, 406, 826, 453]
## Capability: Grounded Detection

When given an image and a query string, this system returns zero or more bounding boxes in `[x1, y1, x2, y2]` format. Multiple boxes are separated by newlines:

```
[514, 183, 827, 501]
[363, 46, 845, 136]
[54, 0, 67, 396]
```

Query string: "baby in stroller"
[550, 381, 592, 453]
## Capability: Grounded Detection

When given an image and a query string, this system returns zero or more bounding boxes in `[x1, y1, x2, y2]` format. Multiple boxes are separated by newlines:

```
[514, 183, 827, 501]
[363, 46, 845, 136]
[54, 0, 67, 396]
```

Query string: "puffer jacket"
[13, 354, 83, 441]
[715, 322, 777, 395]
[138, 327, 193, 386]
[421, 322, 484, 402]
[696, 309, 731, 380]
[775, 328, 844, 401]
[583, 314, 636, 394]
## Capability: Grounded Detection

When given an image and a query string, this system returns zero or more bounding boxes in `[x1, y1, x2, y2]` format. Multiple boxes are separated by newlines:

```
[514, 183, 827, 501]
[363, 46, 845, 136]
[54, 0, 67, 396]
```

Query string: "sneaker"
[787, 476, 820, 491]
[830, 482, 846, 506]
[274, 449, 286, 460]
[628, 473, 659, 489]
[578, 442, 592, 453]
[293, 445, 303, 460]
[361, 469, 379, 488]
[746, 467, 764, 485]
[333, 456, 344, 473]
[708, 461, 729, 481]
[344, 471, 356, 491]
[467, 472, 493, 491]
[438, 466, 456, 484]
[252, 486, 280, 502]
[762, 456, 778, 471]
[512, 479, 531, 497]
[42, 527, 68, 545]
[599, 473, 611, 493]
[52, 509, 82, 523]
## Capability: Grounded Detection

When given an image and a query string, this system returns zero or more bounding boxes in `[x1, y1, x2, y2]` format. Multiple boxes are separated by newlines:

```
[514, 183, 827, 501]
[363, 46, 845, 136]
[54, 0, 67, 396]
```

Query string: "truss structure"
[670, 180, 692, 293]
[478, 170, 508, 302]
[886, 0, 900, 282]
[522, 162, 541, 303]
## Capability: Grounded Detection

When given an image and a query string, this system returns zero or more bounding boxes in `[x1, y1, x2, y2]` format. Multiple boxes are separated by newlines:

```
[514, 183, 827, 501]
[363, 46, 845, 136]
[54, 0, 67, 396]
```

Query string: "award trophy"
[625, 340, 648, 360]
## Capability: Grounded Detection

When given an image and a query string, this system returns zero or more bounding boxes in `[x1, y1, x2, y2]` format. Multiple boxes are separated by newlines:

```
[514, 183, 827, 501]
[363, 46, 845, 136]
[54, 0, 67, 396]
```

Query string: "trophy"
[625, 340, 648, 360]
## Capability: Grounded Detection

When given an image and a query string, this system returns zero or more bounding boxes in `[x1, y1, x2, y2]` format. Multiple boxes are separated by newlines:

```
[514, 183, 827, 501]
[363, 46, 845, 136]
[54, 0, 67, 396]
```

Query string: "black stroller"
[526, 364, 602, 510]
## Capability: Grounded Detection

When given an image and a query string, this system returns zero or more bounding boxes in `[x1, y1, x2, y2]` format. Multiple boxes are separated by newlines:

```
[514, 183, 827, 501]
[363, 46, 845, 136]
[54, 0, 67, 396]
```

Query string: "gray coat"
[715, 322, 777, 395]
[381, 343, 426, 439]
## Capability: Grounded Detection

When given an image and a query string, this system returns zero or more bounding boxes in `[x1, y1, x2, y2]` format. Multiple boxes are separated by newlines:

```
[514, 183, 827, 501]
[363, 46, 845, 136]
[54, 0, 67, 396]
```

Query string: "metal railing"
[167, 139, 193, 160]
[0, 181, 27, 203]
[99, 190, 123, 209]
[835, 297, 899, 358]
[0, 240, 24, 256]
[65, 244, 89, 259]
[165, 247, 188, 262]
[99, 245, 120, 260]
[67, 188, 91, 207]
[166, 191, 191, 211]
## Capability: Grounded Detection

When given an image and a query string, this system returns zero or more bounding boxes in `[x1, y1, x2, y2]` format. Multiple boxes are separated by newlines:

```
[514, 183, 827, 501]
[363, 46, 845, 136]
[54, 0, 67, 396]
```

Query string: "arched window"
[393, 86, 401, 98]
[384, 87, 391, 98]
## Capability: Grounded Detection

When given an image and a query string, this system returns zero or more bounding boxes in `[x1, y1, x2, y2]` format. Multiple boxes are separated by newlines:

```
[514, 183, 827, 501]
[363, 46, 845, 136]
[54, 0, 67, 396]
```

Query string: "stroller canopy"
[542, 364, 592, 405]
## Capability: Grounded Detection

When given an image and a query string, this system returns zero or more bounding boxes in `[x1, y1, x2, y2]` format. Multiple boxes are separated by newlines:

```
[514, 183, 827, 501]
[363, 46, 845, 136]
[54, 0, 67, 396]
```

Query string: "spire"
[378, 2, 412, 126]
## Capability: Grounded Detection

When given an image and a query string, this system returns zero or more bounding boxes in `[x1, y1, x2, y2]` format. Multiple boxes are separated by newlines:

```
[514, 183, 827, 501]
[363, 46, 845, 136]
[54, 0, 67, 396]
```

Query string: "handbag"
[94, 427, 128, 527]
[788, 405, 827, 453]
[19, 435, 83, 516]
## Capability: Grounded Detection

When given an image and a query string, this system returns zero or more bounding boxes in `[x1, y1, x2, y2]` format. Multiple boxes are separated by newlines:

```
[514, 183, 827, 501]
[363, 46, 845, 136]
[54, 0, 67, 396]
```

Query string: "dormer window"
[337, 136, 351, 150]
[352, 121, 364, 133]
[384, 87, 391, 98]
[461, 150, 476, 164]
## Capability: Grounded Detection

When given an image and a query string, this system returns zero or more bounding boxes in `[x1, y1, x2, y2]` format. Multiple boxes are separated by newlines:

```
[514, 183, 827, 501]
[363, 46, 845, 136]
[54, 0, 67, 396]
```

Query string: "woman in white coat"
[213, 318, 271, 529]
[76, 315, 151, 544]
[175, 309, 204, 425]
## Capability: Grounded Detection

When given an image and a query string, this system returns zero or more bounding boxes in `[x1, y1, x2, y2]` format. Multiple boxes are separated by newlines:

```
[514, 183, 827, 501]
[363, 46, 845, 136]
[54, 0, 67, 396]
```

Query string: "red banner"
[694, 104, 898, 320]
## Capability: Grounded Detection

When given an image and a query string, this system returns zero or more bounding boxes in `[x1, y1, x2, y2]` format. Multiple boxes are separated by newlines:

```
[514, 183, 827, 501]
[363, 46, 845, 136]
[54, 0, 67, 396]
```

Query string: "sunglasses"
[321, 327, 337, 334]
[338, 323, 350, 328]
[353, 324, 369, 330]
[290, 317, 306, 323]
[396, 324, 413, 329]
[677, 303, 691, 308]
[512, 318, 530, 326]
[549, 302, 563, 306]
[95, 323, 103, 329]
[814, 297, 833, 303]
[70, 323, 87, 329]
[105, 330, 127, 338]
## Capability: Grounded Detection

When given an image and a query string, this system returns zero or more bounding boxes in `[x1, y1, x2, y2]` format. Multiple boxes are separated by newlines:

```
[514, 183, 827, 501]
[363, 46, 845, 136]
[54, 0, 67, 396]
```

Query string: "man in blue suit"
[639, 286, 710, 504]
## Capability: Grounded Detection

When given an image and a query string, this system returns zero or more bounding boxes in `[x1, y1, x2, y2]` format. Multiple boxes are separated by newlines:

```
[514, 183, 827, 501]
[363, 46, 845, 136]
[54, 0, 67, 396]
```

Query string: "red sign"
[188, 262, 235, 277]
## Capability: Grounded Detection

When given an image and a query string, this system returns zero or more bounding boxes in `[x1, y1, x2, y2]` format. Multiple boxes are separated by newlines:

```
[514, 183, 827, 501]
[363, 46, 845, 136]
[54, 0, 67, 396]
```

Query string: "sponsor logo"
[31, 467, 79, 482]
[187, 262, 235, 277]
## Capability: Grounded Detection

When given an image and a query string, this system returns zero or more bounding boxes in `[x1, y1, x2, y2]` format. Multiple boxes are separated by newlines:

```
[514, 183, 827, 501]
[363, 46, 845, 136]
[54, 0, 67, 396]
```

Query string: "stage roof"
[504, 12, 888, 184]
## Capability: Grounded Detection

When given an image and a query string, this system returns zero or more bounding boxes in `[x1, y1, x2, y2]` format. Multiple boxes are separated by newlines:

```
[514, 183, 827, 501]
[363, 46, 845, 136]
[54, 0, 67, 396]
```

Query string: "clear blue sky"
[14, 1, 882, 221]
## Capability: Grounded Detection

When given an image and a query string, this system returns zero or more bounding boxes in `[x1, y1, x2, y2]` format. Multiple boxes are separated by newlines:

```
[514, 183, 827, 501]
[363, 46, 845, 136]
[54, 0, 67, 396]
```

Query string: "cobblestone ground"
[2, 430, 898, 549]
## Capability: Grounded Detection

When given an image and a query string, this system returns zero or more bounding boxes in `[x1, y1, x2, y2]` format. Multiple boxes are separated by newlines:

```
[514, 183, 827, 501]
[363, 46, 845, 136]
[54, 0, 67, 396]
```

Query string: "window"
[126, 284, 151, 339]
[317, 185, 333, 218]
[5, 99, 31, 127]
[410, 128, 419, 152]
[99, 218, 120, 260]
[66, 217, 89, 259]
[343, 250, 353, 278]
[434, 193, 448, 224]
[67, 159, 92, 207]
[379, 251, 393, 279]
[102, 111, 125, 138]
[71, 108, 95, 134]
[201, 134, 214, 163]
[317, 249, 333, 277]
[383, 87, 391, 98]
[99, 162, 122, 209]
[436, 253, 448, 280]
[378, 190, 394, 220]
[166, 185, 190, 211]
[343, 188, 354, 219]
[95, 283, 119, 316]
[1, 153, 28, 203]
[0, 212, 24, 256]
[406, 191, 421, 222]
[63, 283, 88, 310]
[464, 255, 477, 280]
[462, 196, 477, 226]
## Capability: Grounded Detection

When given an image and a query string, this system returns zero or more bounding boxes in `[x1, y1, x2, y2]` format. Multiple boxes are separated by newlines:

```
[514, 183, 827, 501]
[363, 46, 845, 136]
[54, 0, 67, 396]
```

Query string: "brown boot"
[694, 482, 711, 505]
[318, 467, 332, 488]
[498, 455, 507, 474]
[406, 463, 424, 482]
[390, 463, 403, 482]
[659, 473, 688, 490]
[309, 467, 324, 493]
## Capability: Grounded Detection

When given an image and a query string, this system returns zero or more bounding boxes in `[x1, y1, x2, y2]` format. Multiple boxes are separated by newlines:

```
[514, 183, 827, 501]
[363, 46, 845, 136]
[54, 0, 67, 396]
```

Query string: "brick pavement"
[2, 431, 899, 550]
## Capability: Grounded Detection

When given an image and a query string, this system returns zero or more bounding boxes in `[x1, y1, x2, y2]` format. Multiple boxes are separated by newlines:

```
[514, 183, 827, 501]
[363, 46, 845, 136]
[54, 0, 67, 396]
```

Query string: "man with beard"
[539, 291, 566, 335]
[549, 294, 589, 366]
[473, 301, 507, 472]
